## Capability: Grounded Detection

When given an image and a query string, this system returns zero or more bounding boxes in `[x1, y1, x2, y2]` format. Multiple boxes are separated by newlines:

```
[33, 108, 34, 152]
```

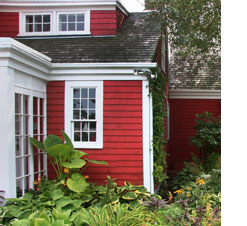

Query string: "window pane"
[73, 110, 80, 119]
[81, 99, 87, 109]
[59, 14, 67, 22]
[35, 15, 42, 23]
[77, 14, 84, 22]
[43, 15, 50, 23]
[60, 23, 67, 31]
[26, 24, 33, 32]
[82, 122, 88, 132]
[24, 156, 29, 176]
[43, 24, 50, 32]
[16, 157, 22, 178]
[74, 132, 81, 141]
[15, 115, 21, 135]
[89, 88, 95, 98]
[74, 88, 80, 98]
[90, 132, 96, 142]
[77, 23, 84, 31]
[89, 99, 95, 109]
[35, 24, 42, 32]
[73, 99, 80, 109]
[16, 137, 21, 156]
[39, 98, 44, 116]
[68, 23, 75, 31]
[89, 110, 95, 119]
[82, 132, 88, 141]
[68, 14, 76, 22]
[33, 97, 38, 115]
[26, 15, 33, 23]
[89, 122, 96, 131]
[81, 88, 88, 98]
[15, 94, 21, 113]
[74, 122, 80, 131]
[81, 110, 87, 119]
[24, 136, 29, 155]
[16, 179, 23, 198]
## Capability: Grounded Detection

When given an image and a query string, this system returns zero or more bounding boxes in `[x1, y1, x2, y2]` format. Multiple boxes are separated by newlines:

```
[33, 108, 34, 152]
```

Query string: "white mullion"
[43, 95, 47, 177]
[37, 98, 41, 178]
[21, 95, 25, 196]
[29, 94, 34, 190]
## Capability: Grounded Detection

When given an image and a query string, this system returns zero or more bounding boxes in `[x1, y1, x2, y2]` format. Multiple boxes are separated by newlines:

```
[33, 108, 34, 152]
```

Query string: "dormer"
[0, 0, 128, 37]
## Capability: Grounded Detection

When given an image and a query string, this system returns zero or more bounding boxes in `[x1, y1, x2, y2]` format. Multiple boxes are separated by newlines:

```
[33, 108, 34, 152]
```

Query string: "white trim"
[65, 81, 103, 149]
[142, 80, 153, 193]
[169, 89, 221, 99]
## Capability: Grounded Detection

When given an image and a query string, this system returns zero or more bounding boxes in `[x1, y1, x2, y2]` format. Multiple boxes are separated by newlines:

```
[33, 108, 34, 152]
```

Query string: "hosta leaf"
[17, 209, 32, 220]
[61, 130, 74, 153]
[30, 137, 45, 150]
[129, 200, 141, 209]
[110, 196, 119, 205]
[47, 144, 70, 158]
[67, 173, 88, 193]
[44, 135, 63, 150]
[12, 219, 30, 226]
[30, 218, 50, 226]
[61, 159, 86, 169]
[85, 158, 108, 165]
[72, 150, 88, 159]
[122, 192, 138, 200]
[52, 189, 64, 201]
[56, 197, 73, 209]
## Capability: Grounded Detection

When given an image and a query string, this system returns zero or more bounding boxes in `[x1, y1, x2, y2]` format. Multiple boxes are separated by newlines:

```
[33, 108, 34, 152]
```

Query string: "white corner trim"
[169, 89, 221, 99]
[143, 80, 154, 193]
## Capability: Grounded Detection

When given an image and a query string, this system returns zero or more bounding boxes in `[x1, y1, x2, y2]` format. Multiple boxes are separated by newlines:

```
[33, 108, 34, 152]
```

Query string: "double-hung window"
[59, 13, 85, 32]
[65, 81, 103, 149]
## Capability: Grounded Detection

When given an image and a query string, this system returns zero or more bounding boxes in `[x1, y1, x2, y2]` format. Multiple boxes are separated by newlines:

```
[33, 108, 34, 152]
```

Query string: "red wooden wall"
[0, 12, 19, 37]
[46, 80, 143, 186]
[90, 10, 117, 36]
[166, 99, 221, 176]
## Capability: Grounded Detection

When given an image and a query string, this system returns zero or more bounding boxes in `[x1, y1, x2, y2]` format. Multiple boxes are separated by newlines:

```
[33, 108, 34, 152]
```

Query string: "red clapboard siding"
[90, 10, 117, 36]
[0, 12, 19, 37]
[167, 99, 221, 174]
[46, 80, 143, 186]
[116, 7, 127, 31]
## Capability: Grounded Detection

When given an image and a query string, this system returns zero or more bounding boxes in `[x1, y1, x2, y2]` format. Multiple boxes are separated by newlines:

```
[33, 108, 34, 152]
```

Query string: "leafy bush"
[30, 131, 108, 193]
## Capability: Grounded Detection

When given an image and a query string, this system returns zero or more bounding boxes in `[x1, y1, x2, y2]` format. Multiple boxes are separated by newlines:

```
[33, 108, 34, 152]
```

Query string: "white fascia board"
[169, 89, 221, 99]
[116, 1, 129, 16]
[0, 38, 51, 66]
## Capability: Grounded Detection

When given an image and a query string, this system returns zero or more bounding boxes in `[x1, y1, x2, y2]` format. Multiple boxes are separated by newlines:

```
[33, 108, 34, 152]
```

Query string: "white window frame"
[57, 10, 90, 35]
[20, 12, 53, 36]
[65, 81, 103, 149]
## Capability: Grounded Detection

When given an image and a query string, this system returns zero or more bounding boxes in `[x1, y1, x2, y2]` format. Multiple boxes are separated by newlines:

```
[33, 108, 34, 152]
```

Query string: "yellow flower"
[37, 177, 42, 182]
[84, 175, 89, 179]
[196, 179, 205, 185]
[174, 189, 184, 194]
[186, 193, 191, 197]
[187, 187, 192, 191]
[61, 180, 65, 185]
[64, 167, 70, 174]
[33, 180, 39, 185]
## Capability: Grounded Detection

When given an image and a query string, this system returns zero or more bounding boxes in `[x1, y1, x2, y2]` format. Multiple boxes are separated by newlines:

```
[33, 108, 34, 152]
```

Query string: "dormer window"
[25, 14, 51, 33]
[59, 13, 85, 32]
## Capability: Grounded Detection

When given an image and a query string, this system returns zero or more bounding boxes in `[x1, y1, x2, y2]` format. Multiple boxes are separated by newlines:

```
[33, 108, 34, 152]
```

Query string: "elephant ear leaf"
[61, 130, 74, 152]
[47, 144, 70, 158]
[67, 173, 88, 193]
[30, 137, 45, 150]
[85, 158, 108, 165]
[44, 135, 63, 150]
[61, 159, 86, 169]
[72, 150, 88, 160]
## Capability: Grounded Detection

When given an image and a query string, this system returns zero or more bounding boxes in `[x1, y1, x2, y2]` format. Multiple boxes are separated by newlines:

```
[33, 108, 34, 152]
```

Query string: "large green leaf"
[61, 130, 74, 153]
[85, 158, 108, 165]
[46, 144, 70, 158]
[30, 137, 45, 150]
[67, 173, 88, 193]
[44, 135, 63, 150]
[52, 189, 64, 201]
[122, 192, 138, 200]
[72, 150, 88, 160]
[61, 159, 86, 169]
[12, 219, 30, 226]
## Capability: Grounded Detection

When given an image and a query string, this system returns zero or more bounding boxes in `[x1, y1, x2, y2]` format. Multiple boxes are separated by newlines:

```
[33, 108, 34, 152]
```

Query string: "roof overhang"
[169, 89, 221, 99]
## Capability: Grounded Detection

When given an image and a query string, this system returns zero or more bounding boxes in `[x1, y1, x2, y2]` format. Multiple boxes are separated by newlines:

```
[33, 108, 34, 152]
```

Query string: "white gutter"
[169, 89, 221, 99]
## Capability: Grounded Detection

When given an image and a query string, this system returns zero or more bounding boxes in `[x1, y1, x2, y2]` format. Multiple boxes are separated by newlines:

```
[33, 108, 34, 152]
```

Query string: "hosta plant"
[30, 130, 108, 193]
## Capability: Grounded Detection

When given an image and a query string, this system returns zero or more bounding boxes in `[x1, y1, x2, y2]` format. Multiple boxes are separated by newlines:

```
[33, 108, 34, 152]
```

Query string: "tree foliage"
[145, 0, 221, 61]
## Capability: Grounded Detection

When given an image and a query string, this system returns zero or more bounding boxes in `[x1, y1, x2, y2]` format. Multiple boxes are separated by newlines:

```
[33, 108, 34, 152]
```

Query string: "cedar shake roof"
[17, 12, 161, 63]
[169, 51, 221, 90]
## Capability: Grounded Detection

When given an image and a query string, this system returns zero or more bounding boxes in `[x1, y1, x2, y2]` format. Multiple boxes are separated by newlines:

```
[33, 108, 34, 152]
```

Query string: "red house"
[0, 0, 220, 198]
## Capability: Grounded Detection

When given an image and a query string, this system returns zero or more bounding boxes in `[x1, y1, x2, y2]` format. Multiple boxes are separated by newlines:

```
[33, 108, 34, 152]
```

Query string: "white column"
[0, 67, 16, 198]
[142, 80, 154, 193]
